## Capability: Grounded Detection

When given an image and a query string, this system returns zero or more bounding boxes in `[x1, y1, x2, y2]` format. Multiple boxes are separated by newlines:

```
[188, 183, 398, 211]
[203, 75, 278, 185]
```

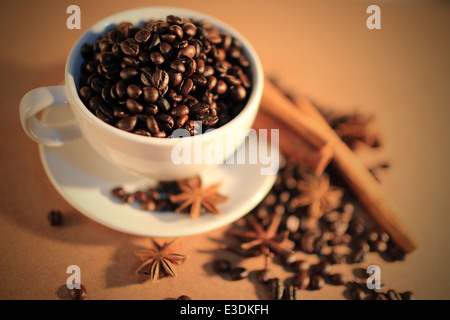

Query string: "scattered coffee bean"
[212, 259, 231, 274]
[177, 295, 192, 300]
[309, 275, 325, 290]
[267, 278, 284, 300]
[47, 210, 63, 226]
[282, 285, 297, 300]
[329, 273, 348, 286]
[292, 271, 310, 290]
[68, 284, 87, 300]
[229, 267, 249, 281]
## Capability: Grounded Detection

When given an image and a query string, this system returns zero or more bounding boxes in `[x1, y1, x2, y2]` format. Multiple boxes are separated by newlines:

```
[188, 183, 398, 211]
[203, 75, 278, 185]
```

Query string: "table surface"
[1, 0, 449, 300]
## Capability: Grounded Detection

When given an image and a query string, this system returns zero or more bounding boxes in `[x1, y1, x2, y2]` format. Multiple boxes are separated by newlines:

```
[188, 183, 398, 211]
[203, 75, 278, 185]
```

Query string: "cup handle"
[19, 86, 81, 147]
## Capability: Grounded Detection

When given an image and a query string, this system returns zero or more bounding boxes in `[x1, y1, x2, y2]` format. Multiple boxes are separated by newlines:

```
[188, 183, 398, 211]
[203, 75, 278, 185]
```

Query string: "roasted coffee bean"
[160, 33, 176, 43]
[168, 71, 183, 87]
[100, 52, 118, 65]
[88, 96, 103, 112]
[182, 23, 197, 38]
[81, 43, 94, 59]
[292, 271, 310, 290]
[348, 249, 365, 264]
[386, 289, 401, 300]
[115, 80, 128, 99]
[231, 85, 246, 101]
[156, 97, 171, 112]
[212, 259, 231, 273]
[117, 115, 137, 132]
[126, 99, 143, 113]
[143, 104, 158, 116]
[170, 104, 189, 117]
[151, 70, 169, 95]
[119, 67, 139, 81]
[170, 25, 183, 39]
[142, 86, 159, 103]
[184, 59, 197, 77]
[371, 239, 388, 253]
[174, 114, 189, 128]
[90, 77, 106, 93]
[177, 295, 192, 300]
[134, 28, 151, 43]
[309, 275, 325, 290]
[126, 84, 142, 100]
[353, 238, 371, 253]
[313, 261, 332, 275]
[167, 89, 183, 103]
[80, 86, 95, 101]
[120, 38, 139, 57]
[329, 273, 348, 286]
[347, 282, 365, 300]
[101, 85, 114, 104]
[267, 278, 284, 300]
[159, 42, 174, 59]
[146, 115, 160, 134]
[109, 29, 125, 43]
[203, 65, 215, 77]
[152, 131, 167, 138]
[140, 70, 153, 86]
[170, 58, 185, 73]
[134, 129, 151, 137]
[156, 113, 174, 131]
[196, 58, 205, 74]
[179, 45, 196, 59]
[291, 260, 310, 273]
[191, 74, 207, 86]
[282, 285, 297, 300]
[326, 251, 346, 265]
[96, 105, 114, 123]
[180, 78, 194, 96]
[190, 103, 209, 117]
[255, 269, 272, 283]
[401, 291, 415, 300]
[48, 210, 63, 226]
[122, 56, 139, 67]
[68, 284, 87, 300]
[113, 105, 128, 118]
[229, 267, 248, 281]
[150, 51, 165, 65]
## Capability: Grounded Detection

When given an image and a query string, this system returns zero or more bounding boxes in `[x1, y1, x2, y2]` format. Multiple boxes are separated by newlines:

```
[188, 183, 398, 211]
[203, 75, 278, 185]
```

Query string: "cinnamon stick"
[260, 78, 417, 253]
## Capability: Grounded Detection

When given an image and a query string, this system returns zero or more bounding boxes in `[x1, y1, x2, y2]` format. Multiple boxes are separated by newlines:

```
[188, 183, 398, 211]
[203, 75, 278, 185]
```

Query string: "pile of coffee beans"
[212, 155, 413, 300]
[78, 15, 252, 137]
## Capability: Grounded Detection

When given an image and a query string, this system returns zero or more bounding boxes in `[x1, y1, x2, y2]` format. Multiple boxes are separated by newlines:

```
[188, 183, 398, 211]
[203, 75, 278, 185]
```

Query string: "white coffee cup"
[19, 7, 263, 181]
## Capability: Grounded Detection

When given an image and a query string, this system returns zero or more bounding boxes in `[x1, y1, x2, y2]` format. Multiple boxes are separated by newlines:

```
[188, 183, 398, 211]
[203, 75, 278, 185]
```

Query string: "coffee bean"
[120, 67, 139, 81]
[126, 84, 142, 100]
[184, 59, 197, 77]
[309, 275, 325, 290]
[292, 271, 310, 290]
[156, 97, 171, 112]
[212, 259, 231, 273]
[170, 104, 189, 117]
[267, 278, 284, 300]
[90, 77, 106, 93]
[159, 42, 174, 59]
[170, 25, 183, 40]
[134, 28, 151, 43]
[313, 261, 332, 275]
[151, 70, 169, 95]
[142, 86, 159, 104]
[122, 56, 139, 67]
[156, 113, 174, 131]
[255, 269, 272, 283]
[329, 273, 348, 286]
[166, 15, 182, 25]
[143, 104, 158, 116]
[150, 51, 165, 65]
[347, 282, 365, 300]
[229, 267, 248, 281]
[285, 215, 300, 233]
[282, 285, 297, 300]
[168, 71, 183, 87]
[191, 74, 207, 86]
[146, 115, 160, 134]
[80, 86, 95, 101]
[134, 129, 151, 136]
[96, 105, 114, 123]
[120, 38, 139, 57]
[181, 78, 194, 96]
[401, 291, 415, 300]
[179, 45, 196, 59]
[115, 80, 128, 100]
[175, 115, 189, 128]
[182, 23, 197, 38]
[48, 210, 63, 226]
[371, 239, 388, 253]
[68, 284, 87, 300]
[167, 89, 183, 103]
[190, 103, 209, 117]
[81, 43, 93, 59]
[117, 115, 137, 132]
[113, 105, 128, 118]
[386, 289, 401, 300]
[230, 85, 246, 101]
[126, 99, 143, 113]
[177, 295, 192, 300]
[88, 96, 103, 112]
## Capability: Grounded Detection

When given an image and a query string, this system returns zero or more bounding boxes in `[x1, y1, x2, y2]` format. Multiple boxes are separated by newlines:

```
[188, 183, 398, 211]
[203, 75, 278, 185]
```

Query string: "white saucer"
[38, 106, 277, 237]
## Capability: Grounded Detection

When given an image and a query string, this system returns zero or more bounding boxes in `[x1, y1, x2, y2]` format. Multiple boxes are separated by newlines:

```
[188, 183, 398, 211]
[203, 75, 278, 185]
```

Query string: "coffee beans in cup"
[78, 15, 252, 138]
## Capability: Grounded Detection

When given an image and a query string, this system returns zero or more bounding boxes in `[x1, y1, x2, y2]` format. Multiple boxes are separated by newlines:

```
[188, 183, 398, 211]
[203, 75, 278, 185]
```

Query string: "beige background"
[0, 0, 449, 299]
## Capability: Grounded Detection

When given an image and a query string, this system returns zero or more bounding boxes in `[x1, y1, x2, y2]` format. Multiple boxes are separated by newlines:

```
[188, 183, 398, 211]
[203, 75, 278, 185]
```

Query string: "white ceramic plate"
[38, 106, 277, 237]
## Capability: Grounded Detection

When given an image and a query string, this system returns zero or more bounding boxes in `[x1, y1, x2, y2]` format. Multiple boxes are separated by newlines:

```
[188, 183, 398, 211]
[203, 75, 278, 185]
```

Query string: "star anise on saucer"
[135, 238, 187, 282]
[228, 213, 295, 261]
[332, 112, 380, 149]
[169, 176, 229, 219]
[290, 174, 343, 219]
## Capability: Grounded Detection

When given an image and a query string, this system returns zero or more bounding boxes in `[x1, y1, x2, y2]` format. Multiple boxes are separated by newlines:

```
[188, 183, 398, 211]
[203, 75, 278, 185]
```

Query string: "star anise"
[228, 213, 295, 263]
[135, 238, 187, 282]
[290, 173, 343, 219]
[333, 112, 380, 149]
[169, 176, 229, 219]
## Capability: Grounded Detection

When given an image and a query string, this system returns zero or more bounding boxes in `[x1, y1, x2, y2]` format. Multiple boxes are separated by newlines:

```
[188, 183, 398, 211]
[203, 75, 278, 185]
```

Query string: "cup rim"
[65, 6, 264, 146]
